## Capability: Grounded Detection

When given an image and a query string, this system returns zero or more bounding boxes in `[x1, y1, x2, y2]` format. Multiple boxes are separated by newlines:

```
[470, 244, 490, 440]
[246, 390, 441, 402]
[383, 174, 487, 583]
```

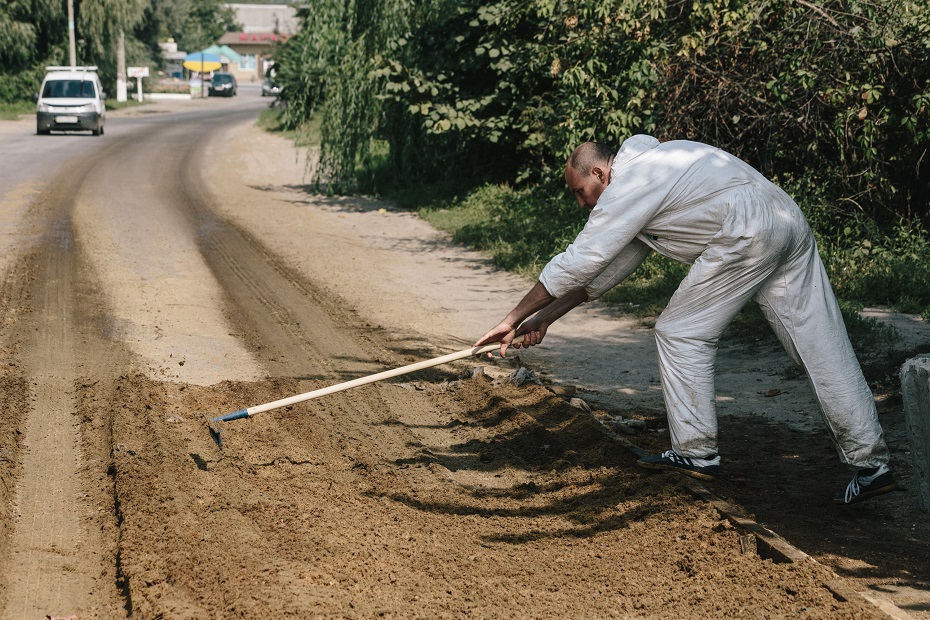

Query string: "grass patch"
[598, 255, 689, 320]
[817, 217, 930, 321]
[420, 183, 586, 279]
[105, 98, 148, 112]
[0, 101, 34, 120]
[257, 107, 319, 147]
[276, 131, 927, 369]
[383, 174, 493, 212]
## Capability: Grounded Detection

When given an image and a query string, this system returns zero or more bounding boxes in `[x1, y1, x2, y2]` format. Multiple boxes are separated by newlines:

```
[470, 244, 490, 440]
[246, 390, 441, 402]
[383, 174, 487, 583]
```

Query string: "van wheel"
[37, 127, 50, 135]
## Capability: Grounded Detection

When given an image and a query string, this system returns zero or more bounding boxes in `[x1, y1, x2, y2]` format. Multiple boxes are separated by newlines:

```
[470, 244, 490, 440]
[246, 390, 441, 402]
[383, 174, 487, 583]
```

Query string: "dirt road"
[0, 92, 927, 618]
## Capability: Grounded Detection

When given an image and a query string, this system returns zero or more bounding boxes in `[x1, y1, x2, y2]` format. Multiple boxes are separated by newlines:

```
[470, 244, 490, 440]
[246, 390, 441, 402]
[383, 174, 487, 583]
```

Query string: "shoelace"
[843, 465, 887, 503]
[661, 450, 685, 464]
[661, 449, 718, 467]
[844, 475, 862, 504]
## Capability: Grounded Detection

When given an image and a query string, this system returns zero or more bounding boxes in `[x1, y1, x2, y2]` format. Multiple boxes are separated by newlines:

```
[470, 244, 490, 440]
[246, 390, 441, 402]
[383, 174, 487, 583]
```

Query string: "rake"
[208, 339, 521, 448]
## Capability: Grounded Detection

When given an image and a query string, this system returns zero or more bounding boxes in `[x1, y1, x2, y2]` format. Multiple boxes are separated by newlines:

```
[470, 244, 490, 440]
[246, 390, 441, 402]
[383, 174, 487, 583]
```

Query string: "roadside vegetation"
[0, 0, 239, 103]
[0, 101, 33, 121]
[268, 0, 930, 334]
[257, 107, 319, 147]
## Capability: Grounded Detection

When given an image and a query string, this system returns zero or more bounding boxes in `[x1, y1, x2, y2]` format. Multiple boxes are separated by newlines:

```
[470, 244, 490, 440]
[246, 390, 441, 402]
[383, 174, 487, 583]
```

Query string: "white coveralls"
[539, 135, 890, 468]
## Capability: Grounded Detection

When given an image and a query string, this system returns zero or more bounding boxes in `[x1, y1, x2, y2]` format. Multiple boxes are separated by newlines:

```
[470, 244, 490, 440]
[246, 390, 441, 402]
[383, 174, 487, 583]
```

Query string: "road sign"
[128, 66, 149, 78]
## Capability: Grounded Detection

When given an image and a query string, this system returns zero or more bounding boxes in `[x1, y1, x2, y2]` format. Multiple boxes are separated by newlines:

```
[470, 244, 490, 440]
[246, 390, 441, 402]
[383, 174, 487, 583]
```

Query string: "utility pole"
[117, 30, 127, 102]
[67, 0, 76, 66]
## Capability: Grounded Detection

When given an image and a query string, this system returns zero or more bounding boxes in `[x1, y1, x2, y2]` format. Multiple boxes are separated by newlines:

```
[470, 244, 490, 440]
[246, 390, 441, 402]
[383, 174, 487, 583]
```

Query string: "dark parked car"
[209, 73, 237, 97]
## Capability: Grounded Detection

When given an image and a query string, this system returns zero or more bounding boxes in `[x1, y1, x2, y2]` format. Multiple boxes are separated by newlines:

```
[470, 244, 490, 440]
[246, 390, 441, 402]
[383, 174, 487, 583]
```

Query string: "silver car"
[261, 78, 282, 97]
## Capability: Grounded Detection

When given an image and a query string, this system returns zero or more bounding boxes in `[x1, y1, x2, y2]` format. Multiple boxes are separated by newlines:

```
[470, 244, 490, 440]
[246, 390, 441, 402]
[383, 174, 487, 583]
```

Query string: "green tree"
[174, 0, 239, 52]
[293, 0, 930, 227]
[0, 0, 241, 101]
[652, 0, 930, 225]
[73, 0, 152, 94]
[0, 0, 66, 101]
[272, 0, 350, 127]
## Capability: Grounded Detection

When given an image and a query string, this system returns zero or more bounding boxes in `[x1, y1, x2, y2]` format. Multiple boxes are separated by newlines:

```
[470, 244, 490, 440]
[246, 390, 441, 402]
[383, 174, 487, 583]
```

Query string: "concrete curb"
[901, 355, 930, 512]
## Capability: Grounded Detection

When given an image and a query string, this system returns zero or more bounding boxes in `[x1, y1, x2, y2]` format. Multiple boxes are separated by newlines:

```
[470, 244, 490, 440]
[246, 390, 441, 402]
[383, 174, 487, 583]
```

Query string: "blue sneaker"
[834, 464, 898, 504]
[636, 450, 720, 481]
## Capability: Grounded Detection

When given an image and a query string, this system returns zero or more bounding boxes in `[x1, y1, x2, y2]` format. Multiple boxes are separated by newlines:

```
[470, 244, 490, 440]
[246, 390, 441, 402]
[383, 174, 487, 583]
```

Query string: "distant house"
[219, 3, 299, 83]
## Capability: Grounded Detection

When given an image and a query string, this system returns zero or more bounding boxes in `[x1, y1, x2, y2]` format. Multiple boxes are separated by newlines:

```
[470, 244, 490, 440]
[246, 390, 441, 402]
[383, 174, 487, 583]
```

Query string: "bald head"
[567, 142, 615, 177]
[565, 142, 615, 209]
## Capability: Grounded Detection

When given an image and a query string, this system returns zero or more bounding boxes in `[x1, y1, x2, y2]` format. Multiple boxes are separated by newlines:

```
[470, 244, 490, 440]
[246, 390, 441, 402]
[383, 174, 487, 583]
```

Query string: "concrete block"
[901, 355, 930, 512]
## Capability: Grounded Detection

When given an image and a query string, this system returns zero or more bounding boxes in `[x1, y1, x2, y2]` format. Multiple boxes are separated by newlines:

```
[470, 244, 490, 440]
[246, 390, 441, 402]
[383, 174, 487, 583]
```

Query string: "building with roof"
[219, 3, 299, 83]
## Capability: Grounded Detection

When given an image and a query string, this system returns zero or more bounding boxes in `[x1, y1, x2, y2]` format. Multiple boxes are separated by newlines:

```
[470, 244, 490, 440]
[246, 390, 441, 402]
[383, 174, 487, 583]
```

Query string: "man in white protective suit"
[475, 135, 898, 504]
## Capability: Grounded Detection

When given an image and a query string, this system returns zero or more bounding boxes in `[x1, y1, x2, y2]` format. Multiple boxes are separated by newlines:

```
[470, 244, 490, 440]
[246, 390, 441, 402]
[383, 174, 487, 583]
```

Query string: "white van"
[35, 66, 107, 136]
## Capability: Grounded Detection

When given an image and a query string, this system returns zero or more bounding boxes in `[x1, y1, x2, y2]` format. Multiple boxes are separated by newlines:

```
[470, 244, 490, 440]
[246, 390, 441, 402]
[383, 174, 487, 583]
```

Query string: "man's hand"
[474, 321, 518, 358]
[514, 316, 548, 348]
[474, 280, 558, 358]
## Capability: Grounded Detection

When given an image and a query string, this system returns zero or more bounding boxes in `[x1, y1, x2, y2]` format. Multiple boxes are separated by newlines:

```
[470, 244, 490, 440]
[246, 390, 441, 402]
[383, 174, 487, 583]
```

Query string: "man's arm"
[583, 238, 651, 300]
[478, 238, 651, 358]
[474, 281, 556, 356]
[513, 288, 588, 349]
[517, 241, 649, 349]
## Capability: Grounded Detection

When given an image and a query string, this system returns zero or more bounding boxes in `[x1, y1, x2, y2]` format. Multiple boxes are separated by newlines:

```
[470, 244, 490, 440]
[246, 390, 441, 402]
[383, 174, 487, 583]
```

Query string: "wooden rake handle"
[210, 338, 523, 425]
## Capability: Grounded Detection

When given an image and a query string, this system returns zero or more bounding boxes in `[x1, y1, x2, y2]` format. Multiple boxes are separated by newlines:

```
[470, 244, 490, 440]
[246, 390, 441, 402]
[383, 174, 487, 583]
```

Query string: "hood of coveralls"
[612, 135, 661, 173]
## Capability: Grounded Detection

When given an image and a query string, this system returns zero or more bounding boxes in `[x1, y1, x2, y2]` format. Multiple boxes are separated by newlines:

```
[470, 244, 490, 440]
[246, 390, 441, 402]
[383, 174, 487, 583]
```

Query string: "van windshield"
[42, 80, 97, 99]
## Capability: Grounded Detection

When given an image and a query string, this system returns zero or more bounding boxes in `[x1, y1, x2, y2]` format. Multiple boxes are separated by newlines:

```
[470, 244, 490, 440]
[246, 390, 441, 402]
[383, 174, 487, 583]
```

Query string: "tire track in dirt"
[0, 105, 270, 617]
[0, 154, 127, 618]
[168, 107, 432, 468]
[71, 111, 264, 387]
[0, 257, 32, 617]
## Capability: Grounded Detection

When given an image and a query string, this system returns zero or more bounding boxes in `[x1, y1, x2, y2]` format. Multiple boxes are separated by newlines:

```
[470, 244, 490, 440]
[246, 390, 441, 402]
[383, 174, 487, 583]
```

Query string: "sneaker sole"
[834, 480, 899, 505]
[636, 460, 717, 481]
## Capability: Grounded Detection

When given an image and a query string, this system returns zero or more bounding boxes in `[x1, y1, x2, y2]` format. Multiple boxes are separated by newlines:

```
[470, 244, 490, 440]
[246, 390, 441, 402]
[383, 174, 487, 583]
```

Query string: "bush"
[422, 182, 587, 277]
[146, 80, 191, 94]
[0, 68, 44, 103]
[0, 100, 35, 120]
[816, 217, 930, 319]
